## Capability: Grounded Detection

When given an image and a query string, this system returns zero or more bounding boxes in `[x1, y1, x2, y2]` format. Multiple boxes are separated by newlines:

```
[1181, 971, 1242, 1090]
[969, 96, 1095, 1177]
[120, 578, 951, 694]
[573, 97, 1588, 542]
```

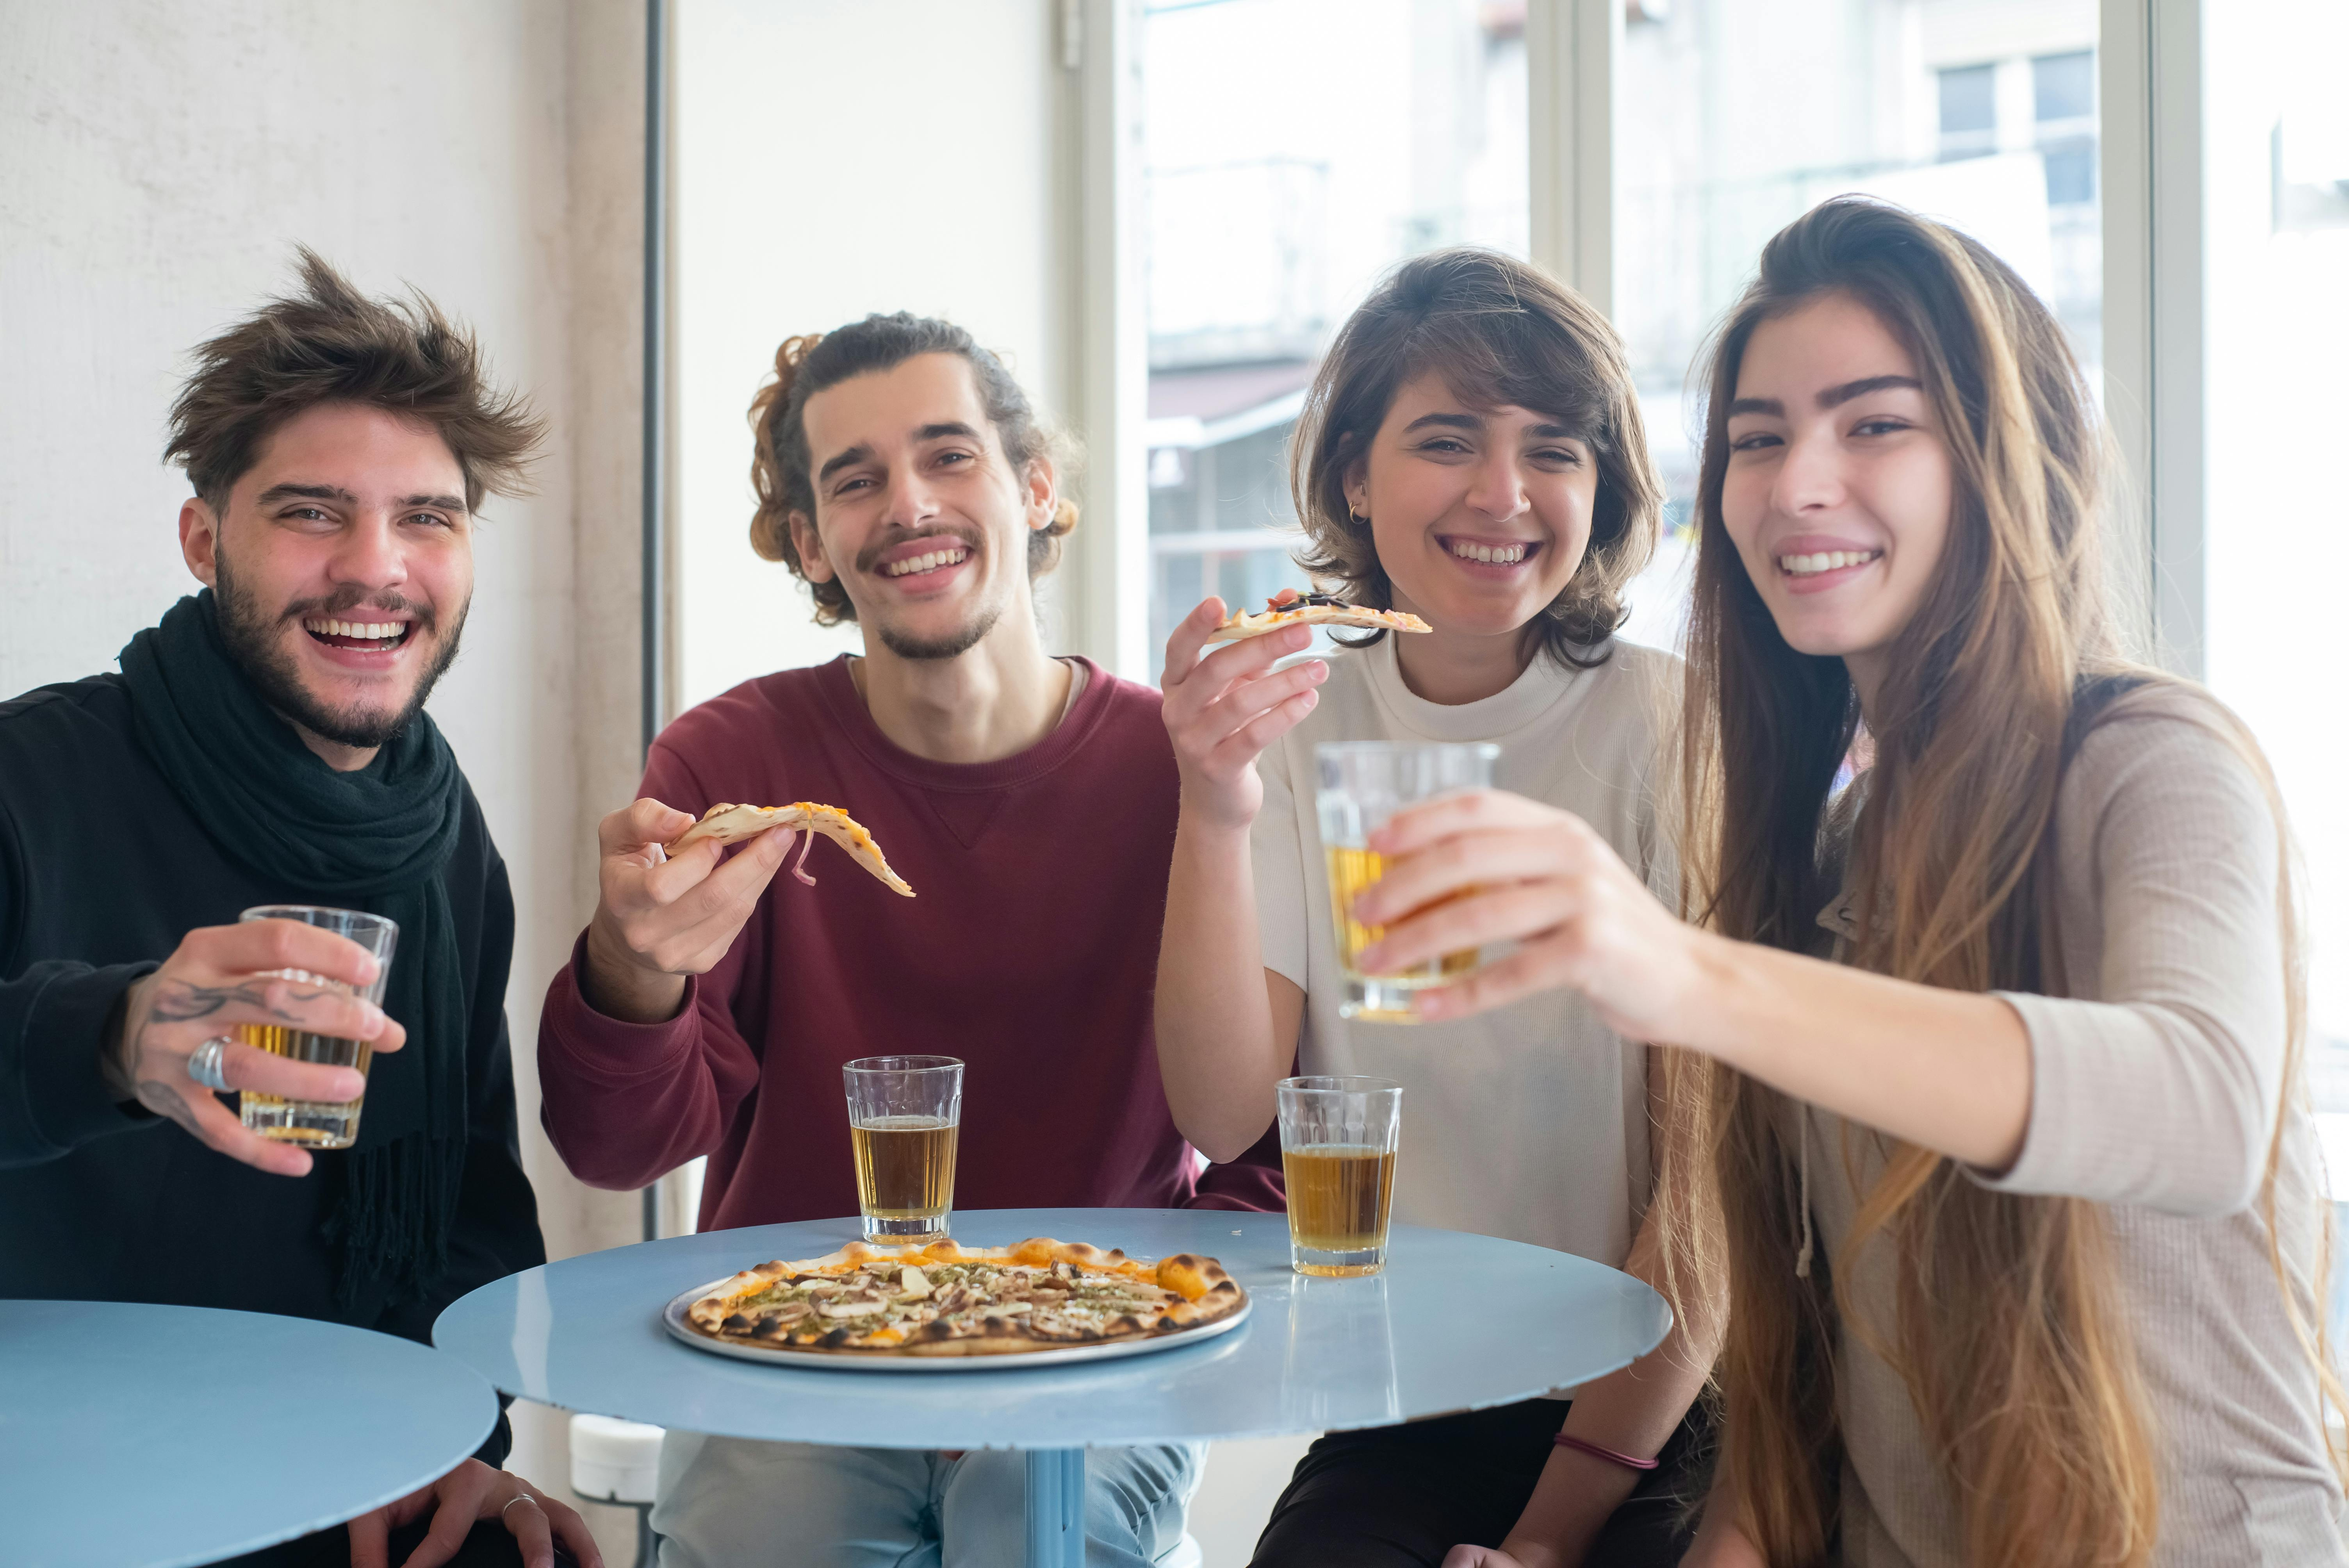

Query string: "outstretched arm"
[1355, 789, 2033, 1173]
[1153, 599, 1324, 1161]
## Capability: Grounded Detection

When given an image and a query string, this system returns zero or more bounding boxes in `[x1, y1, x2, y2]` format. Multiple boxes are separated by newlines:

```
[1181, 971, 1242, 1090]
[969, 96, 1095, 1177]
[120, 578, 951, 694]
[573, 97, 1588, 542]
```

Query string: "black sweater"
[0, 675, 545, 1437]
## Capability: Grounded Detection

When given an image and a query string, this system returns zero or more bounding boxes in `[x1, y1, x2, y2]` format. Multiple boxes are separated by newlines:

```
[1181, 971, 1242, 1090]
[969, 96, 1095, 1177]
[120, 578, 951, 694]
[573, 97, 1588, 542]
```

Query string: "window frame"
[1039, 0, 2201, 681]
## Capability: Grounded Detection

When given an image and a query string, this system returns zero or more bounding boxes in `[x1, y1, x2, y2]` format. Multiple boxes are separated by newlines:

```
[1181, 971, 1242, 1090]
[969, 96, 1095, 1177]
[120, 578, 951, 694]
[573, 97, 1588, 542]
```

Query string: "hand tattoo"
[145, 976, 337, 1025]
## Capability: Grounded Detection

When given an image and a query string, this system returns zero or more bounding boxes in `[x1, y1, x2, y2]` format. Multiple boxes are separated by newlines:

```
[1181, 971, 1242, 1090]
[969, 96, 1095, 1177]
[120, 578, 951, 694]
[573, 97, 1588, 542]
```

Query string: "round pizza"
[683, 1237, 1248, 1357]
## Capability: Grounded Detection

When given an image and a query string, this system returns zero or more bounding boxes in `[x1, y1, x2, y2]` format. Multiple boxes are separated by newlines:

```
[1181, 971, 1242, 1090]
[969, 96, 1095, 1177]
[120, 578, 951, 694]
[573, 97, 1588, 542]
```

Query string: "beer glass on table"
[1317, 741, 1499, 1021]
[1276, 1075, 1403, 1277]
[843, 1055, 963, 1242]
[235, 904, 399, 1149]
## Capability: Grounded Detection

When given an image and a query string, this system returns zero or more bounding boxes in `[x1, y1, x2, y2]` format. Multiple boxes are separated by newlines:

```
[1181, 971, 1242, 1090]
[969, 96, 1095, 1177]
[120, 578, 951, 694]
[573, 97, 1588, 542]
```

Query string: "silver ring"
[187, 1036, 234, 1092]
[501, 1493, 542, 1517]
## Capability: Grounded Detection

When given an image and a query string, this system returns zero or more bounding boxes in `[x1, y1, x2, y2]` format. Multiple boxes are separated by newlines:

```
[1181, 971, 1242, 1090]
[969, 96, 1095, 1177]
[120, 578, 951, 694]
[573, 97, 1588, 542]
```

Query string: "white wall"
[1, 2, 646, 1558]
[670, 0, 1076, 711]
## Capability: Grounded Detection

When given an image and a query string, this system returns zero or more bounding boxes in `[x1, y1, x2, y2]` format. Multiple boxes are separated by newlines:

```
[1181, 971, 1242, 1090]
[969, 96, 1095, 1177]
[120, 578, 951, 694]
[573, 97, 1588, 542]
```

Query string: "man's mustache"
[280, 588, 436, 631]
[854, 527, 983, 577]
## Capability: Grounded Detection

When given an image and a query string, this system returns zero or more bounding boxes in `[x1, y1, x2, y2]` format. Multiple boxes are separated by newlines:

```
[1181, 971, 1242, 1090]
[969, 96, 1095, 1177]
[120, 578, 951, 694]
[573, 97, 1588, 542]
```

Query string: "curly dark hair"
[164, 247, 544, 512]
[747, 313, 1077, 626]
[1292, 247, 1662, 669]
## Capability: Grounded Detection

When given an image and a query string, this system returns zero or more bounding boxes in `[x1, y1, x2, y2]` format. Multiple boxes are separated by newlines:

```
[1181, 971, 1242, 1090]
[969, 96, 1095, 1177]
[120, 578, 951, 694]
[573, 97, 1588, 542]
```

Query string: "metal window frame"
[1527, 0, 1618, 312]
[2103, 0, 2206, 677]
[1066, 0, 1151, 679]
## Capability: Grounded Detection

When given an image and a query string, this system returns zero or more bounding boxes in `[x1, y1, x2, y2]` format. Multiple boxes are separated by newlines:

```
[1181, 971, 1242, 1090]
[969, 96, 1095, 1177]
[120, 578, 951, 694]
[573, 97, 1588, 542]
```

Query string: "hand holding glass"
[1318, 741, 1499, 1021]
[236, 905, 399, 1149]
[843, 1055, 963, 1242]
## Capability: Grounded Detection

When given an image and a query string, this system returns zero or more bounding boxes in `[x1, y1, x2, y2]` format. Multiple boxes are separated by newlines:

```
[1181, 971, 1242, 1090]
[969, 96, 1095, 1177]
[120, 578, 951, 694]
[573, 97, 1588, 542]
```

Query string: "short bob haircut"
[164, 247, 544, 513]
[1292, 247, 1662, 668]
[747, 313, 1078, 627]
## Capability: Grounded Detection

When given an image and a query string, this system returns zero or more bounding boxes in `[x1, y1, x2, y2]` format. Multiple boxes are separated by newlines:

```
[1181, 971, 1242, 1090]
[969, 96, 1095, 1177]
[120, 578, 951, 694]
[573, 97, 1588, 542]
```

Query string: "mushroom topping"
[894, 1265, 932, 1301]
[816, 1293, 889, 1318]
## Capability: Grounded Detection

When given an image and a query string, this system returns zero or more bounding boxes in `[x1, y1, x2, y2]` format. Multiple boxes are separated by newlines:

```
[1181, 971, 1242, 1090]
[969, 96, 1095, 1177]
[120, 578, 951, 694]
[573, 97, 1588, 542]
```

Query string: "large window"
[1611, 0, 2101, 649]
[1140, 0, 1529, 680]
[2200, 0, 2349, 1099]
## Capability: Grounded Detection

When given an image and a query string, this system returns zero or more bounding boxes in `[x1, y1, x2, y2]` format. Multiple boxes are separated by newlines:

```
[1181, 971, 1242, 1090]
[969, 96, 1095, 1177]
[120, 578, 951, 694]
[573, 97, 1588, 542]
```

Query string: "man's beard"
[858, 525, 1005, 661]
[877, 600, 1003, 661]
[213, 550, 467, 749]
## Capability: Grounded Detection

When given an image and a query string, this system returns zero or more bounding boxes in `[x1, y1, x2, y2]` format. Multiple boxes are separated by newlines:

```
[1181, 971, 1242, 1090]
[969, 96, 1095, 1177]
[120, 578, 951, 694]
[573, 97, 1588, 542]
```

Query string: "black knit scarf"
[119, 592, 466, 1306]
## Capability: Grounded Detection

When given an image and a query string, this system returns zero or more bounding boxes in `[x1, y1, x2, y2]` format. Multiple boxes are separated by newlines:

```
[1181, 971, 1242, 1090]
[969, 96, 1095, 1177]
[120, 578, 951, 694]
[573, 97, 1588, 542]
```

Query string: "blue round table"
[1, 1299, 499, 1568]
[438, 1208, 1668, 1566]
[436, 1208, 1668, 1568]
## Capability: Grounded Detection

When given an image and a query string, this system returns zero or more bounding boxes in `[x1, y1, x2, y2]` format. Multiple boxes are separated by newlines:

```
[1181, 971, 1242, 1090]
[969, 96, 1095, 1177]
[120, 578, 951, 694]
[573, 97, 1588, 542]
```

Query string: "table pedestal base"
[1023, 1447, 1085, 1568]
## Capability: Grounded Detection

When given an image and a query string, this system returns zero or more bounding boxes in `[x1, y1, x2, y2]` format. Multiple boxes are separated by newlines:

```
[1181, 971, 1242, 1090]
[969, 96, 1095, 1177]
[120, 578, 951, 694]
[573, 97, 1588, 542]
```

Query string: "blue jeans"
[652, 1433, 1203, 1568]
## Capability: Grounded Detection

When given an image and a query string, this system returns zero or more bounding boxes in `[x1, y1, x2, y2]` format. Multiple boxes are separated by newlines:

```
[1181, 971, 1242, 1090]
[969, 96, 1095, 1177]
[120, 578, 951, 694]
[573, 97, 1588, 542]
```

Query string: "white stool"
[570, 1413, 664, 1566]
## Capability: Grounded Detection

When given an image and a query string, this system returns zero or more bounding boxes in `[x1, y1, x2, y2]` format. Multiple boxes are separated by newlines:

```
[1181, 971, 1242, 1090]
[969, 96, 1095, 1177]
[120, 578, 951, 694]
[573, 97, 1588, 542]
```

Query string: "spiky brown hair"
[164, 247, 545, 513]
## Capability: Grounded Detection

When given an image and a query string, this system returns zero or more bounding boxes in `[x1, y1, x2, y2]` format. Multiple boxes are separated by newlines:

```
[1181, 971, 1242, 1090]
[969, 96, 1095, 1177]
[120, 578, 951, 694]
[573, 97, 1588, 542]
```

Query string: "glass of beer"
[1317, 740, 1500, 1021]
[1276, 1074, 1402, 1277]
[235, 904, 399, 1149]
[843, 1055, 963, 1242]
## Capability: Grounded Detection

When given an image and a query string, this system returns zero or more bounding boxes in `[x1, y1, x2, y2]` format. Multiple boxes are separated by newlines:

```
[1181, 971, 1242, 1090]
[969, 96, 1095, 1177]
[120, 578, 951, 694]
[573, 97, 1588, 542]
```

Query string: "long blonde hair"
[1655, 197, 2338, 1566]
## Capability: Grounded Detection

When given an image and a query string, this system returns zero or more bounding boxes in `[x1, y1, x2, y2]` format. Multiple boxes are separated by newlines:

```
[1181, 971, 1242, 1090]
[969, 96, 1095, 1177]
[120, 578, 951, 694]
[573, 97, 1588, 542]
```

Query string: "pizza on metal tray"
[684, 1237, 1247, 1357]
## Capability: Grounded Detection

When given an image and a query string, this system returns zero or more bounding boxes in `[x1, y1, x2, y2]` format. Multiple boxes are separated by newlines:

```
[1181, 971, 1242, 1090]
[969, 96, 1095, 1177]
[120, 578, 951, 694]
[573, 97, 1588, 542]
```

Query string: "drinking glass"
[235, 905, 399, 1149]
[1316, 740, 1500, 1021]
[843, 1055, 963, 1242]
[1276, 1074, 1403, 1277]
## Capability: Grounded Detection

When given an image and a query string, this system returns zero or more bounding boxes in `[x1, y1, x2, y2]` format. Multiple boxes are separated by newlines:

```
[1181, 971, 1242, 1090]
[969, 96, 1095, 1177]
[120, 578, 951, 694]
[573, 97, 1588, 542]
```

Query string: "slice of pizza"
[1207, 589, 1433, 644]
[683, 1236, 1248, 1357]
[665, 802, 915, 898]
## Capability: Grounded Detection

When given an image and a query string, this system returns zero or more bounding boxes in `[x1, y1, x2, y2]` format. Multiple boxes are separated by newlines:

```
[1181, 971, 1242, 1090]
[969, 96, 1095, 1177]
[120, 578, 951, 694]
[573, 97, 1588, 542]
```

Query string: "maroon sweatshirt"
[537, 656, 1283, 1231]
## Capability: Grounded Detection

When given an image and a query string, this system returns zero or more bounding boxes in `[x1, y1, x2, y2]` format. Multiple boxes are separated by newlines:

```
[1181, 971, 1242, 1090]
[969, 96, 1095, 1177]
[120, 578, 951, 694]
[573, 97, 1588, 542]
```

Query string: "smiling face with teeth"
[1343, 374, 1599, 664]
[788, 354, 1058, 664]
[179, 402, 472, 766]
[1720, 291, 1954, 709]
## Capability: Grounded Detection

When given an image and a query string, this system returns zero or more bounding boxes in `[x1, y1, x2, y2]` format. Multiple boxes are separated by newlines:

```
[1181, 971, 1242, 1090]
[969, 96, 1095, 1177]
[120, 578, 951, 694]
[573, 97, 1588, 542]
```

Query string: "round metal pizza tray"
[660, 1277, 1253, 1372]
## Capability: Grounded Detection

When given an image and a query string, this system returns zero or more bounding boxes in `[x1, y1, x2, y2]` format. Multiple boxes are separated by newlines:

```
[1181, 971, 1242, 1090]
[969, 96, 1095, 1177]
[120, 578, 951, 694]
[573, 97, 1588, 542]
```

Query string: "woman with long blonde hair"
[1346, 196, 2344, 1565]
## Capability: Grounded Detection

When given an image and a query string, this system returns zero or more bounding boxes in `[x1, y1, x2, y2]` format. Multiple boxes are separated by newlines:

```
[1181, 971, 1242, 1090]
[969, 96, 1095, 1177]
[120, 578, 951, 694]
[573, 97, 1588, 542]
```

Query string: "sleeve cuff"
[20, 961, 159, 1153]
[540, 932, 702, 1085]
[1968, 989, 2108, 1198]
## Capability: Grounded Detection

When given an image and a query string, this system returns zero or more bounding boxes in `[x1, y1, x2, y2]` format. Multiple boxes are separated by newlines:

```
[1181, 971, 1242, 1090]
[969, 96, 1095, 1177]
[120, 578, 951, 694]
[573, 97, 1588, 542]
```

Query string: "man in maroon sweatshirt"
[536, 312, 1280, 1567]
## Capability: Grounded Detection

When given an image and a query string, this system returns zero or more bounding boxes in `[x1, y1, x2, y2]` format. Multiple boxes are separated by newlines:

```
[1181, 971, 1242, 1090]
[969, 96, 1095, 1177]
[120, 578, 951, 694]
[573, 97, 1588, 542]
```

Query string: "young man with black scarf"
[0, 253, 598, 1568]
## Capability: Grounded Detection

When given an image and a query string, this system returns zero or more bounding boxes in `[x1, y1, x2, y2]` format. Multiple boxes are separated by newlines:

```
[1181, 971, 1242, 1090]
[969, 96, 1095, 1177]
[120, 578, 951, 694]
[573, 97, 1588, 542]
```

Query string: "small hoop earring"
[1348, 507, 1369, 526]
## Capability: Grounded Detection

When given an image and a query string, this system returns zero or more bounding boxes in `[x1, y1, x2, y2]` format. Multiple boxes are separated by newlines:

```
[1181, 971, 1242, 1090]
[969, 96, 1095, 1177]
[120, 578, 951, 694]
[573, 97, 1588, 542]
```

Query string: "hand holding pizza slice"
[581, 793, 913, 1025]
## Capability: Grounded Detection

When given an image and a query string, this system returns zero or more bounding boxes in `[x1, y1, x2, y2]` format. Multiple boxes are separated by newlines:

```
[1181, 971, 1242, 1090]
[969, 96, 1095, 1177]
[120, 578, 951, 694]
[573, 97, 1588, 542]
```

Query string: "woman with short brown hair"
[1155, 247, 1715, 1567]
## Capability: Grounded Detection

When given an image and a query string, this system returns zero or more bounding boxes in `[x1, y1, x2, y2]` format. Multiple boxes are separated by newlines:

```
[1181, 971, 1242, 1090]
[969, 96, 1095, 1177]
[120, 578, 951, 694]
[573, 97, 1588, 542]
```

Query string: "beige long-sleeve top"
[1798, 684, 2345, 1565]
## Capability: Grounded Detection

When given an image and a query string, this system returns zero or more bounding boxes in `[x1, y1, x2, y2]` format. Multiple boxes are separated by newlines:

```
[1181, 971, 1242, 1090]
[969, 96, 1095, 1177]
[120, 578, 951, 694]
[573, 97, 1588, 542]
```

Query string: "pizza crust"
[1207, 593, 1433, 644]
[666, 802, 915, 898]
[682, 1237, 1247, 1358]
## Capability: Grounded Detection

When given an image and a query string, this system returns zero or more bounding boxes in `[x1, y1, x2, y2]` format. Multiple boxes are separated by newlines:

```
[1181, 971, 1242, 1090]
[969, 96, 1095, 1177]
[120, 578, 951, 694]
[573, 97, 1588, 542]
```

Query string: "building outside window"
[1141, 0, 1530, 682]
[1613, 0, 2102, 650]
